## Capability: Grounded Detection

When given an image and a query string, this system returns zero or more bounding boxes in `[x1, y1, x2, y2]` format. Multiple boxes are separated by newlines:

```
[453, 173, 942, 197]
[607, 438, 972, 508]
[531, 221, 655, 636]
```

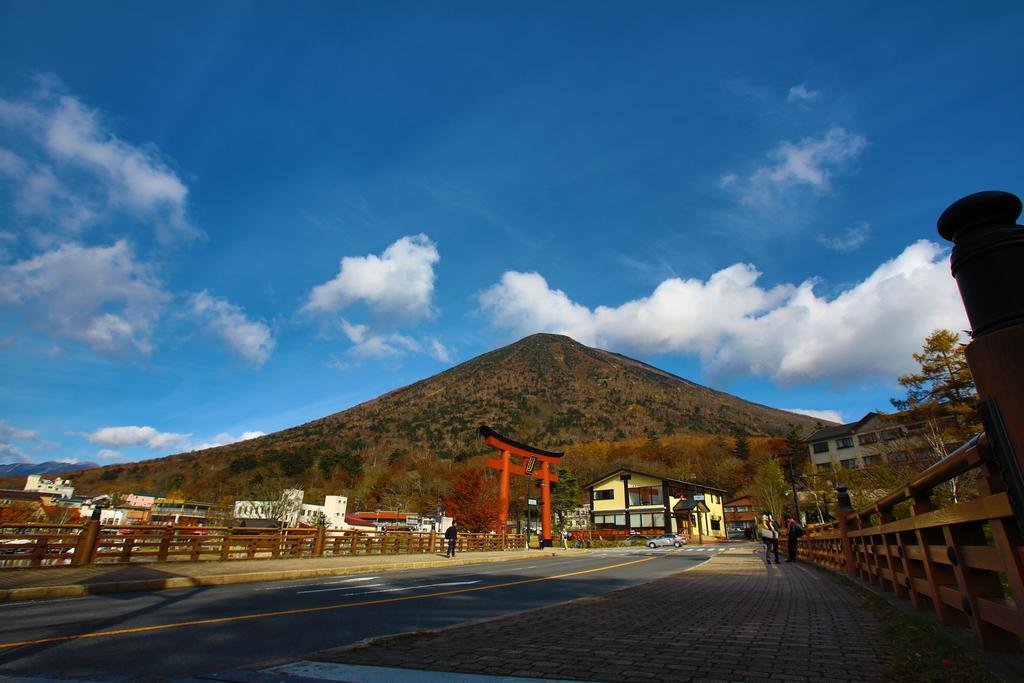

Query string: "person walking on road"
[761, 513, 780, 565]
[562, 529, 571, 549]
[786, 515, 803, 562]
[444, 521, 458, 558]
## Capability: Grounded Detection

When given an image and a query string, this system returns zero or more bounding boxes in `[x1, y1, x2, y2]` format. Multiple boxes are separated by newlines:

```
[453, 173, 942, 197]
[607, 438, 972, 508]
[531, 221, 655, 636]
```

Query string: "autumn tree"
[442, 468, 500, 532]
[892, 329, 978, 438]
[890, 329, 980, 503]
[751, 457, 788, 520]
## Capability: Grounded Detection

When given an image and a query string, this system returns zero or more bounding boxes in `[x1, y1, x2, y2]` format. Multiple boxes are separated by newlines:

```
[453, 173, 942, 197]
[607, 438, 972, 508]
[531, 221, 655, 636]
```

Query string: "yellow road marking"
[0, 555, 659, 649]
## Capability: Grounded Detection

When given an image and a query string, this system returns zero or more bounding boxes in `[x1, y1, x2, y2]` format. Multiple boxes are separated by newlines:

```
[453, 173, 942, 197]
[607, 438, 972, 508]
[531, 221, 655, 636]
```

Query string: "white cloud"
[0, 87, 198, 243]
[0, 241, 168, 355]
[304, 234, 439, 318]
[340, 319, 422, 358]
[428, 338, 452, 363]
[0, 147, 26, 175]
[189, 291, 275, 366]
[817, 223, 871, 252]
[0, 443, 32, 463]
[787, 83, 820, 103]
[0, 420, 39, 441]
[0, 420, 38, 464]
[784, 408, 844, 424]
[97, 449, 122, 460]
[479, 240, 966, 386]
[85, 426, 190, 450]
[191, 430, 265, 452]
[728, 128, 867, 210]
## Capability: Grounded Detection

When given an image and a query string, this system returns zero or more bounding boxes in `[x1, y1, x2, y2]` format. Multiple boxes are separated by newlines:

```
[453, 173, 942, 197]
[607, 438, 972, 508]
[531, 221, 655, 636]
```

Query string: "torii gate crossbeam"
[479, 425, 563, 547]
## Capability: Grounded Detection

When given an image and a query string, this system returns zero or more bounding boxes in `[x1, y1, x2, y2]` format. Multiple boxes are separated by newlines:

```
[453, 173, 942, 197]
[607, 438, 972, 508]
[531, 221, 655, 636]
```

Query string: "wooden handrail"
[853, 433, 989, 521]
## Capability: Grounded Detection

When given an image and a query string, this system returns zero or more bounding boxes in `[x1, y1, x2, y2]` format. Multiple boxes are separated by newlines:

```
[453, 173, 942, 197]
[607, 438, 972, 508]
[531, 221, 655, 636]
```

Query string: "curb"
[0, 551, 567, 604]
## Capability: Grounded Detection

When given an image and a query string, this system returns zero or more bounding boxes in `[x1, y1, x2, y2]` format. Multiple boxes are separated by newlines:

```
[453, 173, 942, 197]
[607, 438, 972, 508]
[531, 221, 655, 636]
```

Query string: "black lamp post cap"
[937, 191, 1022, 243]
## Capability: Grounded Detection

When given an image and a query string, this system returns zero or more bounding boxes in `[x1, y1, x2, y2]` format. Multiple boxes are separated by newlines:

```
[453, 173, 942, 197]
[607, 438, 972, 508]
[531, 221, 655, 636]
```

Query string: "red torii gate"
[479, 425, 563, 547]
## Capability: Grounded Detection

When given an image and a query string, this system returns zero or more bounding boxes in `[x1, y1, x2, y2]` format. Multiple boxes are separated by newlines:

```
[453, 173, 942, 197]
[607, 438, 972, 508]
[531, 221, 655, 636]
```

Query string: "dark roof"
[673, 499, 711, 513]
[582, 468, 727, 494]
[0, 490, 51, 502]
[803, 412, 881, 443]
[237, 518, 280, 528]
[478, 425, 564, 459]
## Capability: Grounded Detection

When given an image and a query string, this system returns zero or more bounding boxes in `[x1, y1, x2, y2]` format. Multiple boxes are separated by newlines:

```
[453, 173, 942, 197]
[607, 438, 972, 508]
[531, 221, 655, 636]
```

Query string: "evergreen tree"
[551, 467, 581, 528]
[732, 433, 751, 461]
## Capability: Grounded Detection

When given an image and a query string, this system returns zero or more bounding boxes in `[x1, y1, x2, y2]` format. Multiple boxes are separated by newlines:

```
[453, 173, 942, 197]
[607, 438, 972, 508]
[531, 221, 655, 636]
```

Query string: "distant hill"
[61, 334, 828, 503]
[0, 461, 100, 478]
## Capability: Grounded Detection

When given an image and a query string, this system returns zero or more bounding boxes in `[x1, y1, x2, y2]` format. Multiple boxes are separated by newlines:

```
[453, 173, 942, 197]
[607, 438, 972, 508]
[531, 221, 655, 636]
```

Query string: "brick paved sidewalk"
[314, 552, 886, 683]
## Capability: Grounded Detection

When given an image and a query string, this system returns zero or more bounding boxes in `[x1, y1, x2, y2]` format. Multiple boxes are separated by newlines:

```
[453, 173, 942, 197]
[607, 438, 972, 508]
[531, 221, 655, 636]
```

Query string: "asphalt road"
[0, 547, 726, 682]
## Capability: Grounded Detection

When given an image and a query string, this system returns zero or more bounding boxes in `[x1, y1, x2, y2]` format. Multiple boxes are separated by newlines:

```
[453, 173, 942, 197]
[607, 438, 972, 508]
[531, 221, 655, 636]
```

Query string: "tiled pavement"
[313, 551, 886, 683]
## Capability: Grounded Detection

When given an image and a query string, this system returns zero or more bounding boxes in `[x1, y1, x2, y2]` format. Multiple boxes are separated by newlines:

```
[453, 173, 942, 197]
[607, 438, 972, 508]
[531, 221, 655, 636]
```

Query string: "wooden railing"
[802, 191, 1024, 652]
[0, 523, 525, 568]
[804, 432, 1024, 651]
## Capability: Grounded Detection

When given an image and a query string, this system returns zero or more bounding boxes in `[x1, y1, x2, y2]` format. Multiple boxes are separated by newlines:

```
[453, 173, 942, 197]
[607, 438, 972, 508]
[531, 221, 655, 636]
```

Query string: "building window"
[840, 458, 857, 469]
[724, 506, 734, 513]
[593, 513, 626, 529]
[628, 486, 663, 506]
[863, 455, 881, 466]
[881, 429, 900, 441]
[812, 442, 830, 453]
[889, 451, 908, 462]
[836, 437, 854, 449]
[858, 432, 878, 445]
[632, 512, 663, 529]
[594, 490, 614, 501]
[816, 463, 831, 472]
[736, 506, 750, 512]
[710, 519, 721, 531]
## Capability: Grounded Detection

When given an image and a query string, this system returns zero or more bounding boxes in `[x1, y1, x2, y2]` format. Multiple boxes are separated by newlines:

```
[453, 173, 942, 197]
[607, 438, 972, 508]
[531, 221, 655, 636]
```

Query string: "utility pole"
[788, 455, 802, 521]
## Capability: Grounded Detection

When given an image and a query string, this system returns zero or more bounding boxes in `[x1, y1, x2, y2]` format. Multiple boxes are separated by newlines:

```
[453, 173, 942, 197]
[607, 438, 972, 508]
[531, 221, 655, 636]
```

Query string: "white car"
[646, 533, 687, 548]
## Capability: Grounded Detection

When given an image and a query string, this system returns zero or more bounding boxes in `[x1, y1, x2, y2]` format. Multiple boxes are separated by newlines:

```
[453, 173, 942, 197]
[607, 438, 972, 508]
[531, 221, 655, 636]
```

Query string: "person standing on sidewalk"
[444, 521, 458, 558]
[760, 513, 780, 564]
[786, 515, 803, 562]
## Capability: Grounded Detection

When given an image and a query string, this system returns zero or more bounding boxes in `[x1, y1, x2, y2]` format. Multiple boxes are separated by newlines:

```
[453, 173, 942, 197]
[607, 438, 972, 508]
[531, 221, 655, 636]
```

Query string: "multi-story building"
[234, 490, 353, 529]
[151, 498, 220, 525]
[804, 412, 936, 471]
[584, 468, 727, 541]
[723, 496, 757, 538]
[23, 475, 74, 498]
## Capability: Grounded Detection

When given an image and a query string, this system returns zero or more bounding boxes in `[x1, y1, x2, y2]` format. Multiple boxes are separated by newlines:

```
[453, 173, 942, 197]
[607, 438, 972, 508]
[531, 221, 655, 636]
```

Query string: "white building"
[234, 489, 351, 529]
[24, 475, 74, 498]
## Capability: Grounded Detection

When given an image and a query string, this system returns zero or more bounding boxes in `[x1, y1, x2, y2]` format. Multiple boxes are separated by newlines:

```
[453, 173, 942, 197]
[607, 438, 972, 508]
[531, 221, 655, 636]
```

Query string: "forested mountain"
[31, 334, 827, 509]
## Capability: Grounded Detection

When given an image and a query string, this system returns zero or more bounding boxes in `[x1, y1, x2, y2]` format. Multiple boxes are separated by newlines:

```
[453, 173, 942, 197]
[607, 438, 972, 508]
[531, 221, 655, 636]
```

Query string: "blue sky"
[0, 2, 1020, 464]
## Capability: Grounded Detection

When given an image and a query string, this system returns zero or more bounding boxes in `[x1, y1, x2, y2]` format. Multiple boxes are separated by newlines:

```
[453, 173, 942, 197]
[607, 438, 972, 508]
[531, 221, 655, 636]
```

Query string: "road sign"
[693, 494, 705, 501]
[528, 498, 538, 506]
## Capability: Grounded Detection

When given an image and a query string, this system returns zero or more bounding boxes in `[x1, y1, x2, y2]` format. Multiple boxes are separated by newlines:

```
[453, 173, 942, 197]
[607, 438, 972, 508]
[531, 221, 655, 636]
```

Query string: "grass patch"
[820, 568, 995, 682]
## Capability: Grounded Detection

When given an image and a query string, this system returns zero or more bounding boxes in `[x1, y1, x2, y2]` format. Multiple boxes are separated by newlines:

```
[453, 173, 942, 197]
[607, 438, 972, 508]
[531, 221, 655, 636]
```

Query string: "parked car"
[647, 533, 686, 548]
[622, 534, 648, 545]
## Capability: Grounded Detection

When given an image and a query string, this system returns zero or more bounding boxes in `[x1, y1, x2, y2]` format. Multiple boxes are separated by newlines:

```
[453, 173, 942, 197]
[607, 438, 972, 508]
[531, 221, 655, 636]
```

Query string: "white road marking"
[297, 579, 480, 596]
[253, 576, 380, 591]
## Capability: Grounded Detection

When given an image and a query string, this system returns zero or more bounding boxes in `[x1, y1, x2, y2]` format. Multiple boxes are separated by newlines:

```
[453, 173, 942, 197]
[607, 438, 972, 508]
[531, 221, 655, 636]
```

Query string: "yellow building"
[584, 468, 727, 541]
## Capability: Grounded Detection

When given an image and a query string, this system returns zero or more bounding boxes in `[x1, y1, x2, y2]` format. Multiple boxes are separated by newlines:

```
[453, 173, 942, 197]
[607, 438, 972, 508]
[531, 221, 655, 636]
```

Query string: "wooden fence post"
[313, 524, 326, 557]
[71, 519, 101, 566]
[837, 510, 856, 577]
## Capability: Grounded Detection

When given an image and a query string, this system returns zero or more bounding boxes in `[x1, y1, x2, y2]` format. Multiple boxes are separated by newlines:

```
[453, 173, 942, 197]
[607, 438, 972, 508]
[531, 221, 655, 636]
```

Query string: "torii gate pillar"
[480, 426, 564, 547]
